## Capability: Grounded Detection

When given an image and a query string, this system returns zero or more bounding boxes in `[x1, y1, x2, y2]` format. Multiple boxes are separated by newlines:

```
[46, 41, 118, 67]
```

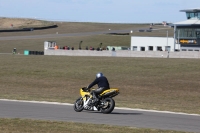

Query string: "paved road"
[0, 100, 200, 132]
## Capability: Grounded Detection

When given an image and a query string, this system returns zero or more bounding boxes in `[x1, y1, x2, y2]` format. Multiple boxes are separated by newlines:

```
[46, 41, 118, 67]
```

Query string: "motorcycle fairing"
[80, 88, 119, 100]
[100, 88, 119, 96]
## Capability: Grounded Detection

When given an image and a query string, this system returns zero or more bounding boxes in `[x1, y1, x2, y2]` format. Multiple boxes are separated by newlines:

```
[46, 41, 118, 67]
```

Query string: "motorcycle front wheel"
[74, 97, 84, 112]
[100, 98, 115, 114]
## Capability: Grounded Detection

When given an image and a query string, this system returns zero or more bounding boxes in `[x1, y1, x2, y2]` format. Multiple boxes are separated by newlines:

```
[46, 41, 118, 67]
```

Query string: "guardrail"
[0, 25, 57, 32]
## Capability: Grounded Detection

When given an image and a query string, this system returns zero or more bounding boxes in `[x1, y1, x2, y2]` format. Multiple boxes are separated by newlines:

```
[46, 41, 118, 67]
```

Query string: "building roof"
[180, 8, 200, 12]
[173, 19, 200, 26]
[171, 8, 200, 26]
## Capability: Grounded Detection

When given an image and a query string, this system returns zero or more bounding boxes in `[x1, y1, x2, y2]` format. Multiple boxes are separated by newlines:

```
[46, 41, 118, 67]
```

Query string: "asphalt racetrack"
[0, 100, 200, 132]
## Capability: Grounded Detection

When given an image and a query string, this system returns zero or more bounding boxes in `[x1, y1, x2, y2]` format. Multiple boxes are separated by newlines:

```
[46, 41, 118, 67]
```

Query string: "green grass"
[0, 55, 200, 114]
[0, 118, 189, 133]
[0, 18, 55, 30]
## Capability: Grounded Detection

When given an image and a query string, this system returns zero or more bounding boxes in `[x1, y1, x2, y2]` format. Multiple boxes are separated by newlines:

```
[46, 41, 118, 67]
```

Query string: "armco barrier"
[28, 51, 44, 55]
[44, 49, 200, 59]
[0, 25, 57, 32]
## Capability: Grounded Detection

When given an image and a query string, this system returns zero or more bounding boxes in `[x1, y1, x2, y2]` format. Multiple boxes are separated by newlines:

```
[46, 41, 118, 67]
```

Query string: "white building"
[131, 36, 180, 52]
[173, 8, 200, 51]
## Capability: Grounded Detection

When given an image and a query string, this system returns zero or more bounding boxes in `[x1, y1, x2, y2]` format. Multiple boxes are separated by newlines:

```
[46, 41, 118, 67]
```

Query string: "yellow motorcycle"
[74, 87, 119, 114]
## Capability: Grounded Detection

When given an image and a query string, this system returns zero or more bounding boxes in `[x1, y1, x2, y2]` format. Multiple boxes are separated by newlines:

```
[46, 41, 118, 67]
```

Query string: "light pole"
[178, 30, 180, 51]
[167, 30, 169, 58]
[174, 24, 176, 52]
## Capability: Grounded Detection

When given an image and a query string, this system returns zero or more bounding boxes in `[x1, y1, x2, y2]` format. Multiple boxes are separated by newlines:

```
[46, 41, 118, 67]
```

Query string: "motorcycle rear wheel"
[74, 97, 84, 112]
[100, 98, 115, 114]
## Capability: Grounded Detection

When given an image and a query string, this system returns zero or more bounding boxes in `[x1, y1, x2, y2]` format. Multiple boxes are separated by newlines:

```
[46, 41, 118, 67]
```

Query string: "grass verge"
[0, 118, 188, 133]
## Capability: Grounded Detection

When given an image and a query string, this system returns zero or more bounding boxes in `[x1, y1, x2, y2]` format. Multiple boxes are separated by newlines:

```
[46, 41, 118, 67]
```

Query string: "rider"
[87, 72, 110, 104]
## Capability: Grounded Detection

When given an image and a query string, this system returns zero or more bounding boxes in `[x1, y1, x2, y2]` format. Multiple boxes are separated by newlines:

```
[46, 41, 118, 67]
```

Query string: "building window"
[157, 46, 163, 51]
[148, 46, 153, 51]
[196, 31, 200, 38]
[177, 28, 196, 38]
[190, 13, 194, 18]
[133, 46, 137, 51]
[198, 13, 200, 19]
[186, 13, 190, 19]
[194, 13, 198, 18]
[186, 12, 199, 19]
[165, 46, 170, 51]
[188, 31, 193, 37]
[141, 47, 145, 51]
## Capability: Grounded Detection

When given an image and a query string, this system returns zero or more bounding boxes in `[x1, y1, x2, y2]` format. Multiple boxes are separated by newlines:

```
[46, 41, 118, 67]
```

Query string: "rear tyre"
[100, 98, 115, 114]
[74, 97, 84, 112]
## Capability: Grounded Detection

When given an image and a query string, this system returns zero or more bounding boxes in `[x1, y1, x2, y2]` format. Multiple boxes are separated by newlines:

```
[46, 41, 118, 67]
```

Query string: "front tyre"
[101, 98, 115, 114]
[74, 97, 84, 112]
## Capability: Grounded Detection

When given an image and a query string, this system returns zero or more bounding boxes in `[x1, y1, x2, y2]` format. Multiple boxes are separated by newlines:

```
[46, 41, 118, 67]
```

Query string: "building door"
[196, 31, 200, 46]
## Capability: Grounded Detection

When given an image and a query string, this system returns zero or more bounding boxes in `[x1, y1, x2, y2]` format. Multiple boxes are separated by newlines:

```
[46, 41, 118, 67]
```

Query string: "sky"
[0, 0, 199, 23]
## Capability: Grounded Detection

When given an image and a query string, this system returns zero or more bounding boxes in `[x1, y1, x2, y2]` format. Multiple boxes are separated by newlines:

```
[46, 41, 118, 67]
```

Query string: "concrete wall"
[44, 49, 200, 59]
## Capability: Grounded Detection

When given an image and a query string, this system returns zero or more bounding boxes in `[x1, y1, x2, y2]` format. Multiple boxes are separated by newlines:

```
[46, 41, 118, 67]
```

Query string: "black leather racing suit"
[87, 76, 110, 100]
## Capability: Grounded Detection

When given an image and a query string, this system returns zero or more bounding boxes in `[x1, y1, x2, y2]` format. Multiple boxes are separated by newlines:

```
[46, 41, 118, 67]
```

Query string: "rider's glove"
[83, 87, 89, 92]
[86, 86, 91, 92]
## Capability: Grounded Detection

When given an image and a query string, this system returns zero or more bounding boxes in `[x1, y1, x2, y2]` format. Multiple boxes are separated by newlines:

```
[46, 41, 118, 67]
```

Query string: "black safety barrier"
[0, 25, 58, 32]
[139, 29, 145, 32]
[107, 33, 130, 35]
[29, 51, 44, 55]
[146, 29, 152, 32]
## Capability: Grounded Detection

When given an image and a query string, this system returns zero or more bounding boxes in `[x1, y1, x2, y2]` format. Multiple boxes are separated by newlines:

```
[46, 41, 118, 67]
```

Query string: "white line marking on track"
[0, 99, 200, 116]
[0, 99, 73, 106]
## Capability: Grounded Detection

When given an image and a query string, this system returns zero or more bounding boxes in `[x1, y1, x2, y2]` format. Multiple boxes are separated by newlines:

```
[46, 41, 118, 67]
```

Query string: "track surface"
[0, 100, 200, 132]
